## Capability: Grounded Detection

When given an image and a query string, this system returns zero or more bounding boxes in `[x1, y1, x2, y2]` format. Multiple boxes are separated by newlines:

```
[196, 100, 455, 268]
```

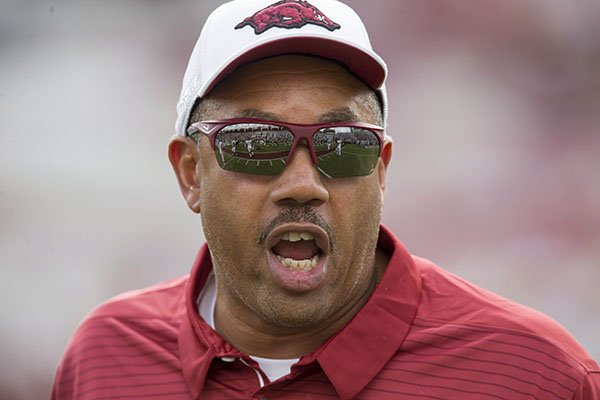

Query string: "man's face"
[172, 55, 391, 331]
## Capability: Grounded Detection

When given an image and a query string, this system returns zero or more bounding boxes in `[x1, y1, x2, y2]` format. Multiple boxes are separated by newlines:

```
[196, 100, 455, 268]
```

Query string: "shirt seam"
[569, 371, 600, 400]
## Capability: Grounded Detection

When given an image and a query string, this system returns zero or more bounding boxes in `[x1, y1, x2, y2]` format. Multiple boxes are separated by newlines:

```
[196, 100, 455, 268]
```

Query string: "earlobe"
[377, 137, 393, 192]
[168, 136, 202, 213]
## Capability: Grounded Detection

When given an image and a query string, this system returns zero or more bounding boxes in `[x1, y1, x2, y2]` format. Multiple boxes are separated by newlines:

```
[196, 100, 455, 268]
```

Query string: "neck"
[214, 249, 388, 359]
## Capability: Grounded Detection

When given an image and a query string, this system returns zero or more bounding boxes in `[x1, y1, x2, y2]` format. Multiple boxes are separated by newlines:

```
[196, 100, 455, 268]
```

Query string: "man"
[52, 0, 599, 399]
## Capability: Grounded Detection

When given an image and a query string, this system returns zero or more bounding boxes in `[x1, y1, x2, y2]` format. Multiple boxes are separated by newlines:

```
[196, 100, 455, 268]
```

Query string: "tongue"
[272, 240, 320, 260]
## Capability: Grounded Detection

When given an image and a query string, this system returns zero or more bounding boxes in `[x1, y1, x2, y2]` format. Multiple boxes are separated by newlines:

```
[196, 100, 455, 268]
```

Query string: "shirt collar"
[178, 225, 422, 399]
[314, 224, 422, 399]
[178, 246, 244, 399]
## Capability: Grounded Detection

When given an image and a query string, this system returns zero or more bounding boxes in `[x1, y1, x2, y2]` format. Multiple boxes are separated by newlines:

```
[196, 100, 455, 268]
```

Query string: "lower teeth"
[276, 255, 319, 270]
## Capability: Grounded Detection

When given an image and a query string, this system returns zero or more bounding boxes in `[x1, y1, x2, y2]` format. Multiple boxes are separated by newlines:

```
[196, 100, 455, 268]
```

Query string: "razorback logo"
[235, 0, 341, 34]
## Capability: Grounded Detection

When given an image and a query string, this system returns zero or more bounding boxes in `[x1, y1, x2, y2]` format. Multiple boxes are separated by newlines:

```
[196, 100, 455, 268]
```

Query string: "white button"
[220, 356, 236, 362]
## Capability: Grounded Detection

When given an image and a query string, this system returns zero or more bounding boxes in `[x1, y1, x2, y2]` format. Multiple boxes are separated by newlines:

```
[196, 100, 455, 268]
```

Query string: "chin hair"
[255, 298, 329, 329]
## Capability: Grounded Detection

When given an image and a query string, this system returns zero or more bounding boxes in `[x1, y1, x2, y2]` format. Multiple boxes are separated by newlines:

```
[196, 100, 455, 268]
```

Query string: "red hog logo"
[235, 0, 341, 34]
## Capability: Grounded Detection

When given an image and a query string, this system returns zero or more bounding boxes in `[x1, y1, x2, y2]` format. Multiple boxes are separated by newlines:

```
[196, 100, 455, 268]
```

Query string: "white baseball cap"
[175, 0, 388, 136]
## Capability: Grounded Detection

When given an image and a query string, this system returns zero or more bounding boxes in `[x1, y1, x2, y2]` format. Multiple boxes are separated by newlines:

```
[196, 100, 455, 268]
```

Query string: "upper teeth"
[282, 231, 314, 242]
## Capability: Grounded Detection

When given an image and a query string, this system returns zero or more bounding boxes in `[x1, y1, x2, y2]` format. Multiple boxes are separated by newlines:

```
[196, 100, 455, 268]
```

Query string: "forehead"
[202, 55, 377, 124]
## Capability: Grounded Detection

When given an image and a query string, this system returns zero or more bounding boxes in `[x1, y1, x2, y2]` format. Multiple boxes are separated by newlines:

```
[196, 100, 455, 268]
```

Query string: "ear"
[377, 136, 393, 192]
[168, 136, 202, 213]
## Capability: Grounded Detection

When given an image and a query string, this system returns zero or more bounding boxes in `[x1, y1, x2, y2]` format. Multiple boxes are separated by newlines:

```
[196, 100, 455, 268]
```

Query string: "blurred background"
[1, 0, 599, 398]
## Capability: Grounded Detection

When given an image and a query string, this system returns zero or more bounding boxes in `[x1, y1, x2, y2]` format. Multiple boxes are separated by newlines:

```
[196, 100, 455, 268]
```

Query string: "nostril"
[276, 196, 325, 208]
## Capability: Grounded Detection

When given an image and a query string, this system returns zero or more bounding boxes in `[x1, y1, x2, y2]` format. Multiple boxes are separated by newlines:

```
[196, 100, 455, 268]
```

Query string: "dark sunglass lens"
[214, 123, 294, 175]
[313, 127, 380, 178]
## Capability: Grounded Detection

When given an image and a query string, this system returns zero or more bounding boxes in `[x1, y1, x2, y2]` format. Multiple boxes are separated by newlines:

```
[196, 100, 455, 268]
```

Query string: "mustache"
[258, 206, 334, 249]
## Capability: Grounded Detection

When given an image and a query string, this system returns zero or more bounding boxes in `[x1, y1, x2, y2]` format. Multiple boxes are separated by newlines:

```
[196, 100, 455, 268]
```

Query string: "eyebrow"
[317, 107, 361, 123]
[239, 109, 282, 120]
[239, 107, 361, 124]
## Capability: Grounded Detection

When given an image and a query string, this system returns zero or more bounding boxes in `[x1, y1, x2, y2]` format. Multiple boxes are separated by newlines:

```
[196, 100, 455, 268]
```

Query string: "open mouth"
[266, 224, 329, 291]
[272, 231, 322, 270]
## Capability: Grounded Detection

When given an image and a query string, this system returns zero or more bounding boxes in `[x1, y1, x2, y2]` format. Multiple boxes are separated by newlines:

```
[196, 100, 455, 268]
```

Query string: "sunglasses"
[187, 118, 385, 178]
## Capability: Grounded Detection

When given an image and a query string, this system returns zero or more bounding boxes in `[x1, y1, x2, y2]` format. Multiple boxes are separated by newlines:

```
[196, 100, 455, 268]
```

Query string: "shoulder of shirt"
[58, 275, 189, 366]
[53, 276, 191, 398]
[411, 255, 600, 375]
[79, 275, 189, 326]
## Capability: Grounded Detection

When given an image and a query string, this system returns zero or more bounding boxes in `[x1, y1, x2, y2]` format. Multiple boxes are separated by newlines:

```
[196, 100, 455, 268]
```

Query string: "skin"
[169, 55, 393, 359]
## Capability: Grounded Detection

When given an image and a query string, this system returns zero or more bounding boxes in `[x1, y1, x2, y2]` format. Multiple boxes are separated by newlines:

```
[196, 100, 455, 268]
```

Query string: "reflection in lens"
[313, 127, 380, 178]
[215, 123, 293, 175]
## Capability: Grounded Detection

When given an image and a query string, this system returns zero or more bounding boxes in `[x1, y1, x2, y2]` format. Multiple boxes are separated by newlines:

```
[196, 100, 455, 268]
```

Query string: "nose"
[270, 144, 329, 207]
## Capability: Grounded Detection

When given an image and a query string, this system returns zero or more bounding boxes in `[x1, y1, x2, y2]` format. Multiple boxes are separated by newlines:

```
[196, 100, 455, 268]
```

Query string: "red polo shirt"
[52, 226, 600, 399]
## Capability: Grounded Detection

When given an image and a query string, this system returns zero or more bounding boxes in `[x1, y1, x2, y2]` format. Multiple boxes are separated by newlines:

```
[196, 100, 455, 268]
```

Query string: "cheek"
[333, 177, 381, 225]
[200, 175, 249, 241]
[197, 150, 241, 245]
[198, 147, 248, 222]
[329, 178, 383, 259]
[198, 165, 270, 258]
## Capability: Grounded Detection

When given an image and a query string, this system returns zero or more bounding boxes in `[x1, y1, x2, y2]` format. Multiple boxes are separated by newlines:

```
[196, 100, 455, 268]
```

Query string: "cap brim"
[197, 36, 387, 98]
